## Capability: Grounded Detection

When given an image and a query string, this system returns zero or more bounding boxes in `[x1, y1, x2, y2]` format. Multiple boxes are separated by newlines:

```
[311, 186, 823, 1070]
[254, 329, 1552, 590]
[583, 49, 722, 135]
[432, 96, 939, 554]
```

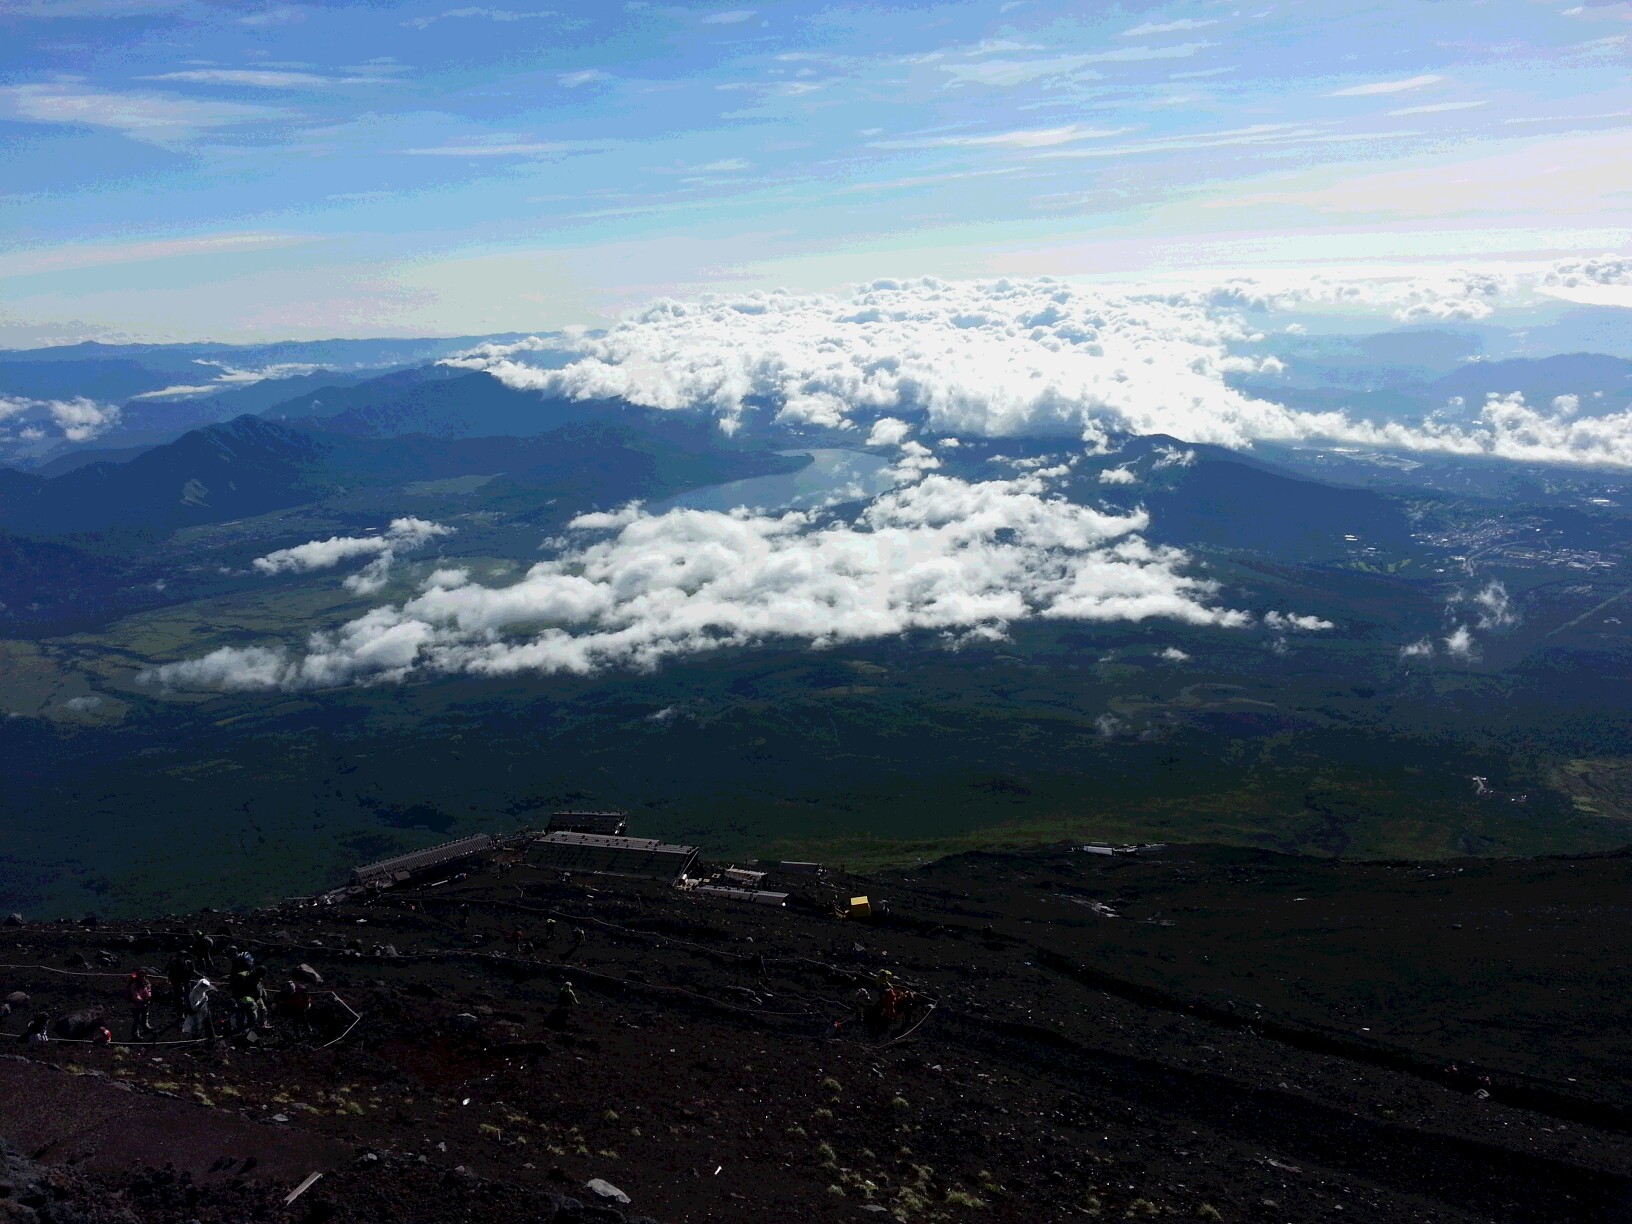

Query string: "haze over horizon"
[3, 0, 1631, 345]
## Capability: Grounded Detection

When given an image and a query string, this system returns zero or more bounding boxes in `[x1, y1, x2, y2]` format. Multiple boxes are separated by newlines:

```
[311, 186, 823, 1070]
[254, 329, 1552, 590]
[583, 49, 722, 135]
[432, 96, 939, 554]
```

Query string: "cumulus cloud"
[0, 394, 119, 444]
[147, 645, 292, 692]
[1098, 465, 1138, 485]
[1444, 624, 1478, 660]
[249, 520, 453, 598]
[1264, 611, 1335, 631]
[445, 277, 1632, 470]
[1471, 581, 1517, 630]
[1158, 646, 1191, 662]
[866, 416, 913, 447]
[143, 470, 1308, 691]
[1167, 268, 1511, 322]
[1399, 636, 1435, 661]
[1151, 445, 1196, 469]
[252, 517, 453, 576]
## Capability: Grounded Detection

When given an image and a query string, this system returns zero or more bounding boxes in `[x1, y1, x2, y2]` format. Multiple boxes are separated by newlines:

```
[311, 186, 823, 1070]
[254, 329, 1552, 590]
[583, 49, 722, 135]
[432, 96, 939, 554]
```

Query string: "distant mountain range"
[0, 333, 551, 465]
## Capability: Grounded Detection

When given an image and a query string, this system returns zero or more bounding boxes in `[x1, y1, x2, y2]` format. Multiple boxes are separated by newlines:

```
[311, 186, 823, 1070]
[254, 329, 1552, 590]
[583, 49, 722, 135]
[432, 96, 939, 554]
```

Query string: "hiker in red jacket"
[126, 970, 155, 1041]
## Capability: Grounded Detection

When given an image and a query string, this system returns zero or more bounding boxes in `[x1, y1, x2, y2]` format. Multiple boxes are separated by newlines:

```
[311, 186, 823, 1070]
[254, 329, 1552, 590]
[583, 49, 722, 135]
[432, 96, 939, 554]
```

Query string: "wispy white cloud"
[1123, 18, 1217, 36]
[940, 54, 1103, 87]
[401, 140, 576, 156]
[139, 68, 384, 88]
[869, 123, 1132, 150]
[1387, 100, 1486, 116]
[0, 82, 284, 145]
[1, 0, 188, 13]
[1083, 40, 1213, 62]
[834, 166, 1031, 195]
[403, 7, 554, 30]
[0, 232, 313, 278]
[701, 9, 757, 23]
[559, 68, 613, 87]
[1327, 73, 1443, 97]
[238, 5, 305, 25]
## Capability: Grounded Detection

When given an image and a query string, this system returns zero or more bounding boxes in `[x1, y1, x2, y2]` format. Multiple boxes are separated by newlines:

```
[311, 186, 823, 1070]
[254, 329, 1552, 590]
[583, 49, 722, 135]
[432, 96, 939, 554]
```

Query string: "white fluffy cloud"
[252, 517, 453, 576]
[1263, 611, 1336, 632]
[0, 394, 120, 444]
[866, 416, 913, 446]
[249, 519, 453, 599]
[1444, 624, 1478, 660]
[144, 469, 1313, 691]
[1471, 581, 1517, 630]
[1542, 255, 1632, 290]
[445, 275, 1632, 469]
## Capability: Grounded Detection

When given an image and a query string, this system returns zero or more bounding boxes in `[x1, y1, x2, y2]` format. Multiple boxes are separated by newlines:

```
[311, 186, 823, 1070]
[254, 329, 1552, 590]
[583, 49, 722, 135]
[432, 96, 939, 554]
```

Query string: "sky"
[1, 0, 1630, 344]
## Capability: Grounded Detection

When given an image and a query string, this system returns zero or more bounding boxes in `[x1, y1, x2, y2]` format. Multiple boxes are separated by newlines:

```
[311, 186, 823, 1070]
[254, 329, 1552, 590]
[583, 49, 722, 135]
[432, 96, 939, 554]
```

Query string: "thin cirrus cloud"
[868, 123, 1134, 150]
[0, 232, 314, 278]
[0, 82, 284, 143]
[400, 140, 577, 156]
[1327, 73, 1443, 97]
[939, 54, 1103, 87]
[403, 8, 555, 30]
[139, 69, 388, 88]
[558, 69, 613, 87]
[700, 9, 758, 23]
[1388, 100, 1487, 116]
[1123, 18, 1218, 36]
[939, 43, 1209, 86]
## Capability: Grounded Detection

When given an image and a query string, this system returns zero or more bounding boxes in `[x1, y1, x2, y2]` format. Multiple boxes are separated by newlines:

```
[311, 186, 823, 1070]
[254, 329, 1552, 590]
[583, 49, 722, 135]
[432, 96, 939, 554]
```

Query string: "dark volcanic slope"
[3, 845, 1630, 1224]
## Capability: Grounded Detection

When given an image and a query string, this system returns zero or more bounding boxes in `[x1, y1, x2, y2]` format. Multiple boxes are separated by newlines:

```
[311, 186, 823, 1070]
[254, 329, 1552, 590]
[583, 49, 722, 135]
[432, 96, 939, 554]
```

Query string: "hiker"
[543, 917, 557, 947]
[126, 970, 155, 1041]
[567, 927, 586, 958]
[165, 952, 196, 1020]
[190, 930, 215, 970]
[457, 903, 471, 929]
[546, 979, 578, 1031]
[182, 978, 217, 1043]
[18, 1014, 48, 1045]
[227, 961, 268, 1031]
[92, 1025, 113, 1045]
[510, 927, 526, 953]
[284, 981, 313, 1040]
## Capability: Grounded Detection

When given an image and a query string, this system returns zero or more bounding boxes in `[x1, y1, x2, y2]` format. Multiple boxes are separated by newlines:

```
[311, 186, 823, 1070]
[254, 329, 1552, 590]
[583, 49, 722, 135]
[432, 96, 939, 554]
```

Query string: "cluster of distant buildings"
[334, 811, 823, 910]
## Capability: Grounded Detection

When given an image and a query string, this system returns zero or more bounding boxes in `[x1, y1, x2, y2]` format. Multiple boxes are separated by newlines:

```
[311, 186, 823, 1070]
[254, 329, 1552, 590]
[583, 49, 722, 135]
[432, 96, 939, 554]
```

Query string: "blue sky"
[1, 0, 1628, 343]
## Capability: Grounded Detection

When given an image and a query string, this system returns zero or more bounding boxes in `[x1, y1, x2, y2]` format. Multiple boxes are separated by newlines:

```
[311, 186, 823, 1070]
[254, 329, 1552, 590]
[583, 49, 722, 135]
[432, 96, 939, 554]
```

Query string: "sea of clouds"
[446, 268, 1632, 467]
